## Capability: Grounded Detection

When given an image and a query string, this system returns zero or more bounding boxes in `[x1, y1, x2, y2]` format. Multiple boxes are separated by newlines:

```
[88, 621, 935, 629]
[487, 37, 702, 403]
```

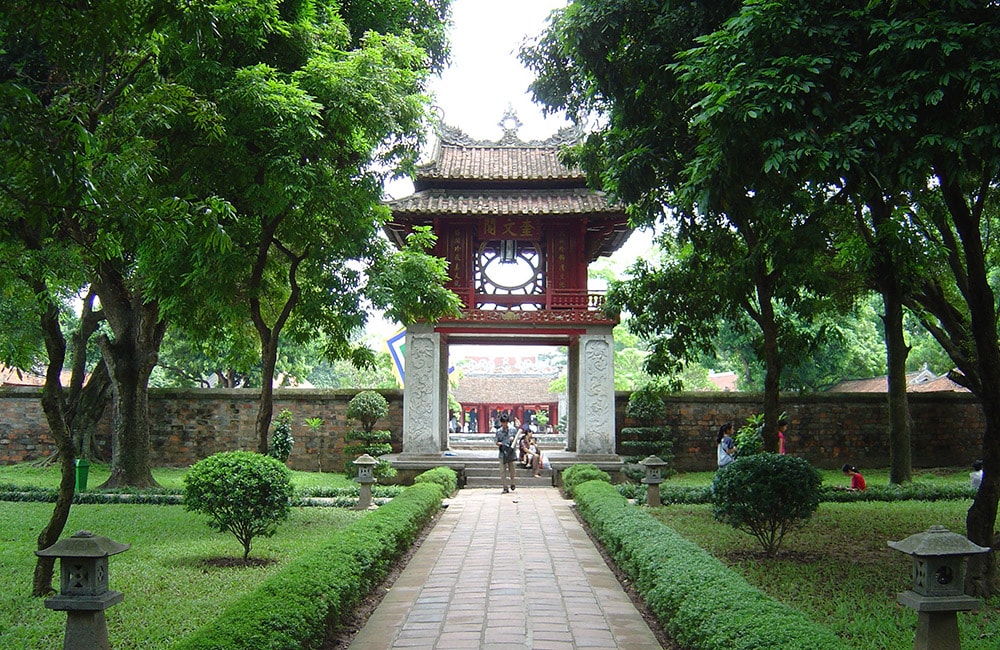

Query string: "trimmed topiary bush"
[711, 453, 822, 557]
[183, 451, 295, 560]
[344, 391, 396, 480]
[562, 463, 611, 498]
[620, 385, 675, 483]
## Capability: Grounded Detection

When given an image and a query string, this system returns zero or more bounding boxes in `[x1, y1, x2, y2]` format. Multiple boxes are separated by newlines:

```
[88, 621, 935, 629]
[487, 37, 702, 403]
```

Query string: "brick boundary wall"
[0, 387, 984, 472]
[614, 390, 985, 471]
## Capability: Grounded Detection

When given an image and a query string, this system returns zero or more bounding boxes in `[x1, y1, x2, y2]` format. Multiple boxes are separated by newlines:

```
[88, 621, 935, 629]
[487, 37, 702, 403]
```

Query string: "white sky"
[429, 0, 571, 141]
[371, 0, 655, 354]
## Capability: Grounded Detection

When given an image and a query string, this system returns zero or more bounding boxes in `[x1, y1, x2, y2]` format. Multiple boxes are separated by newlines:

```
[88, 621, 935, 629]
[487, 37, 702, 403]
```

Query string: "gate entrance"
[385, 113, 631, 458]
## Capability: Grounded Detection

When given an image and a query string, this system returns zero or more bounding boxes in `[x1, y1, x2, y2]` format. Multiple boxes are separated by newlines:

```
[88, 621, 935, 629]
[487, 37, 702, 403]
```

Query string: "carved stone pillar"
[401, 324, 448, 455]
[565, 339, 579, 452]
[574, 331, 616, 455]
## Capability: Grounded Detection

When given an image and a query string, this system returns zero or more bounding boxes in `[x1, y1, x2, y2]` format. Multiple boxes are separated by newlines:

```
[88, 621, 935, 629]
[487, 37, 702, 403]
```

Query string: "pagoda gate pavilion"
[384, 113, 631, 459]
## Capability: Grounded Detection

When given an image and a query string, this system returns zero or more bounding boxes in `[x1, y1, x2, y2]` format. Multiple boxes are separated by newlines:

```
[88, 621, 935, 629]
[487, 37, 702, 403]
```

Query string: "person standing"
[777, 419, 788, 455]
[716, 422, 736, 468]
[496, 414, 518, 493]
[971, 459, 984, 489]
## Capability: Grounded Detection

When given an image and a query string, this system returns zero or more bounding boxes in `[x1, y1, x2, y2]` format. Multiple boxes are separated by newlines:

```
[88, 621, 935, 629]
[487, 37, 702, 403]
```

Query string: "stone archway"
[399, 323, 616, 457]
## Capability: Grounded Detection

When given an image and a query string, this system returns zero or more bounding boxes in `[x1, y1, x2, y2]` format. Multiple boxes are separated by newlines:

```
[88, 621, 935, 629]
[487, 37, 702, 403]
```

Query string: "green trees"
[1, 0, 454, 476]
[528, 0, 1000, 594]
[154, 3, 456, 454]
[2, 0, 454, 593]
[675, 0, 1000, 595]
[525, 0, 839, 455]
[183, 451, 295, 561]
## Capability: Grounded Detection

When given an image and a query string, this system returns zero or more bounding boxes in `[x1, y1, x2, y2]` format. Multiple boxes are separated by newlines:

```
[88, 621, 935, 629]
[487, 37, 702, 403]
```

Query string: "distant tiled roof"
[386, 188, 617, 216]
[828, 369, 969, 393]
[454, 375, 561, 404]
[417, 145, 583, 183]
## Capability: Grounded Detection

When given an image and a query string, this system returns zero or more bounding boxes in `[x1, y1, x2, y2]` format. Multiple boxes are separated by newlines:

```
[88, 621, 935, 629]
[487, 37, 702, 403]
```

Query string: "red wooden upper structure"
[385, 114, 631, 343]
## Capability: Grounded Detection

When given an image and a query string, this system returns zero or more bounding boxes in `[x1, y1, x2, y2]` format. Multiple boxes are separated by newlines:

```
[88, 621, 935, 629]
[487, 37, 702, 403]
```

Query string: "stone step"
[448, 433, 566, 450]
[465, 470, 553, 488]
[464, 461, 553, 488]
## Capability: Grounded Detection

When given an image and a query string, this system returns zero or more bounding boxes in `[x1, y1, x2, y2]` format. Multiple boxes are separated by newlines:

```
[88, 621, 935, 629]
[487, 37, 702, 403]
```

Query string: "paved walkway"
[348, 487, 663, 649]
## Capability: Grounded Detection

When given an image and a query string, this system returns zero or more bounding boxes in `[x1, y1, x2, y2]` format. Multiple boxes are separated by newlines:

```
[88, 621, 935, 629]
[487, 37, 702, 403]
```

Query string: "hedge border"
[573, 479, 850, 650]
[0, 483, 405, 506]
[626, 482, 977, 506]
[171, 467, 455, 650]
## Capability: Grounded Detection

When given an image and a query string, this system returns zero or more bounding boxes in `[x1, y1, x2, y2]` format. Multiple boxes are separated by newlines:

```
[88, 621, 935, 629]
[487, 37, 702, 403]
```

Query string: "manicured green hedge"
[561, 463, 611, 498]
[0, 483, 406, 507]
[172, 467, 455, 650]
[622, 482, 976, 507]
[573, 480, 849, 650]
[412, 466, 458, 497]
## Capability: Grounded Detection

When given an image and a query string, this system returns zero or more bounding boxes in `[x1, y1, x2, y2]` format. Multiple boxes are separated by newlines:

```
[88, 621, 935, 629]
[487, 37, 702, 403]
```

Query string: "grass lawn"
[0, 462, 356, 492]
[652, 498, 999, 650]
[0, 501, 362, 650]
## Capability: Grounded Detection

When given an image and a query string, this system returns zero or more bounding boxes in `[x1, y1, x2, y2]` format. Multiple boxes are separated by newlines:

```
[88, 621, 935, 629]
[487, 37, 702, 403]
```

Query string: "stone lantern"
[887, 525, 990, 650]
[354, 453, 378, 510]
[640, 455, 668, 508]
[35, 530, 130, 650]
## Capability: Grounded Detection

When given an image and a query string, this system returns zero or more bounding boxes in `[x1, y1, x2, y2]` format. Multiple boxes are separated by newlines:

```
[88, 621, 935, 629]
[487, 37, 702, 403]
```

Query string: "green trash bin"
[74, 458, 90, 492]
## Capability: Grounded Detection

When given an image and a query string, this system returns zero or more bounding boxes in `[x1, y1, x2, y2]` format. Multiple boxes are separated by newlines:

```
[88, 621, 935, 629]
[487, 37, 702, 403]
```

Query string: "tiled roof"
[828, 371, 969, 393]
[386, 188, 617, 216]
[418, 145, 583, 182]
[454, 375, 561, 404]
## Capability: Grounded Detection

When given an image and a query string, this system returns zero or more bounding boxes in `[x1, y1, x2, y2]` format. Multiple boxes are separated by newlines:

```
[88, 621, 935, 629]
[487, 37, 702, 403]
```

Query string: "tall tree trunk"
[70, 358, 112, 461]
[66, 291, 112, 461]
[936, 166, 999, 596]
[881, 283, 913, 484]
[256, 332, 278, 453]
[92, 270, 165, 489]
[967, 400, 1000, 597]
[753, 266, 781, 452]
[870, 192, 913, 485]
[248, 227, 304, 453]
[31, 291, 77, 597]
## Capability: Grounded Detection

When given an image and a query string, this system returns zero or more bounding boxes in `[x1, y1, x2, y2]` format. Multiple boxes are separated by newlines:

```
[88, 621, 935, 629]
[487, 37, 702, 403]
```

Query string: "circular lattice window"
[476, 240, 544, 305]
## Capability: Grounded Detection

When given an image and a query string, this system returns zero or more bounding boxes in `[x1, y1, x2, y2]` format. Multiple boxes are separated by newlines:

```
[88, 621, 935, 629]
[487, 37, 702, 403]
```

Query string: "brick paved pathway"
[348, 487, 662, 649]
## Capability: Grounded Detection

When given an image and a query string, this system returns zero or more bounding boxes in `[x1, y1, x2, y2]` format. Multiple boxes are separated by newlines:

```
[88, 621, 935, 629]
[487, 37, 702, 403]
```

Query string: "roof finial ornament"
[498, 104, 523, 145]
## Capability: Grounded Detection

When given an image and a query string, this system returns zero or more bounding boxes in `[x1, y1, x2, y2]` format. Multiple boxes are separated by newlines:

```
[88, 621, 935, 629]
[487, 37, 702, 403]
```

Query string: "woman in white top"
[717, 422, 736, 468]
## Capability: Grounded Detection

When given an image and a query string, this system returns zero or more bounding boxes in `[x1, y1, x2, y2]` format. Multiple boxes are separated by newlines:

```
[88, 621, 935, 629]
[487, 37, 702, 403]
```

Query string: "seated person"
[518, 430, 533, 466]
[836, 464, 867, 491]
[520, 432, 545, 476]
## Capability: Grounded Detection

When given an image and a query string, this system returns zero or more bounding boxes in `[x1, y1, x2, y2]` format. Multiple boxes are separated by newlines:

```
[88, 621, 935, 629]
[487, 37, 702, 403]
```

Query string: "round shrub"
[562, 463, 611, 499]
[347, 391, 389, 433]
[183, 451, 295, 560]
[711, 453, 822, 557]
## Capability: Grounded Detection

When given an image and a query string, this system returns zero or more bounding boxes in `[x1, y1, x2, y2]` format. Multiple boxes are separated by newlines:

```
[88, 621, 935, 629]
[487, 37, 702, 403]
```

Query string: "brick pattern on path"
[349, 487, 662, 649]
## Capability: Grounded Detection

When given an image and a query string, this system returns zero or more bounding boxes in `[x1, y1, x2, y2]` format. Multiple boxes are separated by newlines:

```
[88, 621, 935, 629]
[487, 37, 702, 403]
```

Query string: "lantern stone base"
[897, 590, 980, 650]
[45, 590, 123, 650]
